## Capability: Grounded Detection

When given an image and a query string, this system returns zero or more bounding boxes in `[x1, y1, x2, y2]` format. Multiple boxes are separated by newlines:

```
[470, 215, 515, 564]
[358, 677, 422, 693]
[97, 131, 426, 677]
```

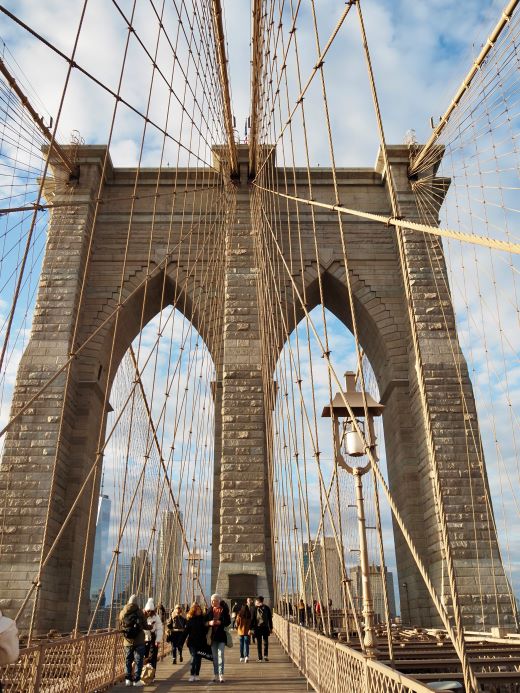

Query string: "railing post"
[79, 635, 88, 691]
[110, 632, 119, 684]
[334, 642, 339, 693]
[317, 636, 321, 692]
[299, 623, 303, 673]
[33, 642, 45, 693]
[303, 631, 309, 681]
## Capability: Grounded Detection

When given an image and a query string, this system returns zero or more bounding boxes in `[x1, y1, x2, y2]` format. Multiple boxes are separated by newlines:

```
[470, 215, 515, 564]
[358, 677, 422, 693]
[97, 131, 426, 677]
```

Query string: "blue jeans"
[211, 641, 225, 675]
[124, 643, 146, 682]
[239, 635, 250, 658]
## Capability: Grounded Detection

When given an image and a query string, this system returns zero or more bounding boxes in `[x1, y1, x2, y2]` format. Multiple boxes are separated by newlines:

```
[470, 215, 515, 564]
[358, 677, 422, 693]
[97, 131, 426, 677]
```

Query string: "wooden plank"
[111, 637, 310, 691]
[416, 672, 520, 682]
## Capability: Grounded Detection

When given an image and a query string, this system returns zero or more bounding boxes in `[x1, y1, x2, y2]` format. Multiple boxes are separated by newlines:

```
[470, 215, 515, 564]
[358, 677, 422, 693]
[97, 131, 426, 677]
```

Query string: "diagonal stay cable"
[253, 183, 520, 254]
[0, 5, 218, 169]
[0, 196, 225, 440]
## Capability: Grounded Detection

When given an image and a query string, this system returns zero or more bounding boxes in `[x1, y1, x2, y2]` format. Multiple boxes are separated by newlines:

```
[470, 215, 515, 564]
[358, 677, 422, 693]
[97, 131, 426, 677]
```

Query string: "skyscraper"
[350, 564, 397, 623]
[90, 493, 111, 601]
[113, 562, 132, 608]
[130, 549, 153, 607]
[302, 536, 344, 608]
[155, 510, 184, 609]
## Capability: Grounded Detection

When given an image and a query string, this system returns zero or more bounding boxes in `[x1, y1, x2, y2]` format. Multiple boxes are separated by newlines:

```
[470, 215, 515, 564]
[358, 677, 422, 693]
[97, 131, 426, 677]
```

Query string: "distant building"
[90, 494, 111, 601]
[130, 549, 153, 607]
[302, 537, 344, 609]
[112, 562, 132, 609]
[155, 510, 184, 609]
[350, 565, 396, 623]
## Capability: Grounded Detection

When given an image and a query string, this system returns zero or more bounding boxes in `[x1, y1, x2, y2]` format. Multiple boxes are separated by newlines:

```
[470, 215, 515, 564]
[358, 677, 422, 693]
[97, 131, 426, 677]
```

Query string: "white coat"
[145, 612, 163, 642]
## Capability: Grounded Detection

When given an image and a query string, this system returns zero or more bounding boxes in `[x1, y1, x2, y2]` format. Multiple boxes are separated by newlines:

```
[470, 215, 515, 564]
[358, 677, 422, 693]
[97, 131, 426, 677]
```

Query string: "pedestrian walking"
[157, 603, 167, 623]
[250, 596, 273, 662]
[206, 593, 231, 683]
[235, 604, 252, 663]
[144, 598, 163, 673]
[315, 600, 323, 632]
[185, 602, 208, 683]
[298, 599, 306, 626]
[166, 604, 187, 664]
[119, 594, 148, 687]
[231, 601, 239, 629]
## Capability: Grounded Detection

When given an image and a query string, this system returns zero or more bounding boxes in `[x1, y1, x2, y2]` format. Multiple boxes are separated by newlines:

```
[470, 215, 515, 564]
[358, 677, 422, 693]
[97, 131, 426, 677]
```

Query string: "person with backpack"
[166, 604, 187, 664]
[119, 594, 149, 687]
[250, 596, 273, 662]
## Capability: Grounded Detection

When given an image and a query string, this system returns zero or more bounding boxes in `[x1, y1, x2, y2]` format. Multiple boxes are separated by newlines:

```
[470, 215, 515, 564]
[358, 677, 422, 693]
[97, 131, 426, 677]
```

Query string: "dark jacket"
[185, 613, 208, 650]
[205, 602, 231, 643]
[251, 603, 273, 633]
[119, 603, 147, 647]
[166, 614, 187, 644]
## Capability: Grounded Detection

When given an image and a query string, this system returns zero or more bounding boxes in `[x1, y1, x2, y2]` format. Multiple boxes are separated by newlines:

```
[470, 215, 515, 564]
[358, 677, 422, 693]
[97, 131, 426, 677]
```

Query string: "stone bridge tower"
[0, 144, 515, 633]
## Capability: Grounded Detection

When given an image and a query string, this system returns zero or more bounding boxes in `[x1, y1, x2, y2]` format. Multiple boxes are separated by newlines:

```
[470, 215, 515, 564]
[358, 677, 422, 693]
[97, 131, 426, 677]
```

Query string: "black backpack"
[122, 610, 142, 640]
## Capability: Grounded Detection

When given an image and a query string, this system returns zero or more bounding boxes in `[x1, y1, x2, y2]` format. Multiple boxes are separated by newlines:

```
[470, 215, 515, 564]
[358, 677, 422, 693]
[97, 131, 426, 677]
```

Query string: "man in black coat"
[250, 596, 273, 662]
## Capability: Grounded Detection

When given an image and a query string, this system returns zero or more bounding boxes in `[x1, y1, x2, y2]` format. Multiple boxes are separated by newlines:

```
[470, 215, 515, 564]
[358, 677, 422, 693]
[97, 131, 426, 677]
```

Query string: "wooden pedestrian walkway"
[111, 636, 310, 691]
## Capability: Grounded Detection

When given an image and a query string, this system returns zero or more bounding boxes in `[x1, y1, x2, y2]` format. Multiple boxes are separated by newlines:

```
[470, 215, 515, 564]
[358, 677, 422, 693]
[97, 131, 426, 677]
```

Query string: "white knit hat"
[145, 598, 155, 611]
[128, 594, 138, 605]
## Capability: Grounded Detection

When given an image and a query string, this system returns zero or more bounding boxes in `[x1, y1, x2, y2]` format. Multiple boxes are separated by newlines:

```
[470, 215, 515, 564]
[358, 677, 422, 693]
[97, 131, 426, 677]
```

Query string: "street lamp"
[401, 582, 411, 625]
[322, 371, 384, 659]
[187, 552, 202, 604]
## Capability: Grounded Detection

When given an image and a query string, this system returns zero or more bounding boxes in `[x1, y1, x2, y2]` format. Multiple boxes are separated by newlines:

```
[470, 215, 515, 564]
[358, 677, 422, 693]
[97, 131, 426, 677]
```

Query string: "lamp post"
[322, 371, 384, 659]
[402, 581, 410, 625]
[187, 552, 202, 604]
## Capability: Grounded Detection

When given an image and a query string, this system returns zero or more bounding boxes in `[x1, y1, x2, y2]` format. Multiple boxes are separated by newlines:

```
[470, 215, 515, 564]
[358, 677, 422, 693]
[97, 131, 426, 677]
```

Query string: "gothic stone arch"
[264, 145, 514, 630]
[0, 144, 514, 633]
[0, 146, 225, 633]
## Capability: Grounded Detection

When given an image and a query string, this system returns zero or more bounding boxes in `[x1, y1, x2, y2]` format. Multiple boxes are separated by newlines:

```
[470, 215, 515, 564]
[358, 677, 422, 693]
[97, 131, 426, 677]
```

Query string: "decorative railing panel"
[0, 631, 168, 692]
[273, 613, 432, 693]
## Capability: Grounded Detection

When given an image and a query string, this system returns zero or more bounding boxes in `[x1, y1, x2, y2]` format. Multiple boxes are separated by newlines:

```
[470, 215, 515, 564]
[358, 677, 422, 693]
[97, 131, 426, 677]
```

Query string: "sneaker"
[133, 683, 145, 688]
[194, 676, 200, 681]
[257, 658, 263, 662]
[173, 658, 177, 664]
[240, 657, 244, 662]
[189, 676, 195, 682]
[219, 675, 225, 683]
[264, 656, 269, 662]
[244, 656, 248, 663]
[125, 682, 132, 688]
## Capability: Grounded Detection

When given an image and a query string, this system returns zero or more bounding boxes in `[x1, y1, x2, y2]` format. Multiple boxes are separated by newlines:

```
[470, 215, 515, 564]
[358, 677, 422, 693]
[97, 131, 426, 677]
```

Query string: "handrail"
[272, 612, 433, 693]
[0, 629, 168, 692]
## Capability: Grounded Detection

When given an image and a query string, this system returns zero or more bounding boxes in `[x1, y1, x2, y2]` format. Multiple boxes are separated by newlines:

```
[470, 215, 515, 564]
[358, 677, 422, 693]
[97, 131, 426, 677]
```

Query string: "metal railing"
[0, 630, 168, 692]
[273, 613, 433, 693]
